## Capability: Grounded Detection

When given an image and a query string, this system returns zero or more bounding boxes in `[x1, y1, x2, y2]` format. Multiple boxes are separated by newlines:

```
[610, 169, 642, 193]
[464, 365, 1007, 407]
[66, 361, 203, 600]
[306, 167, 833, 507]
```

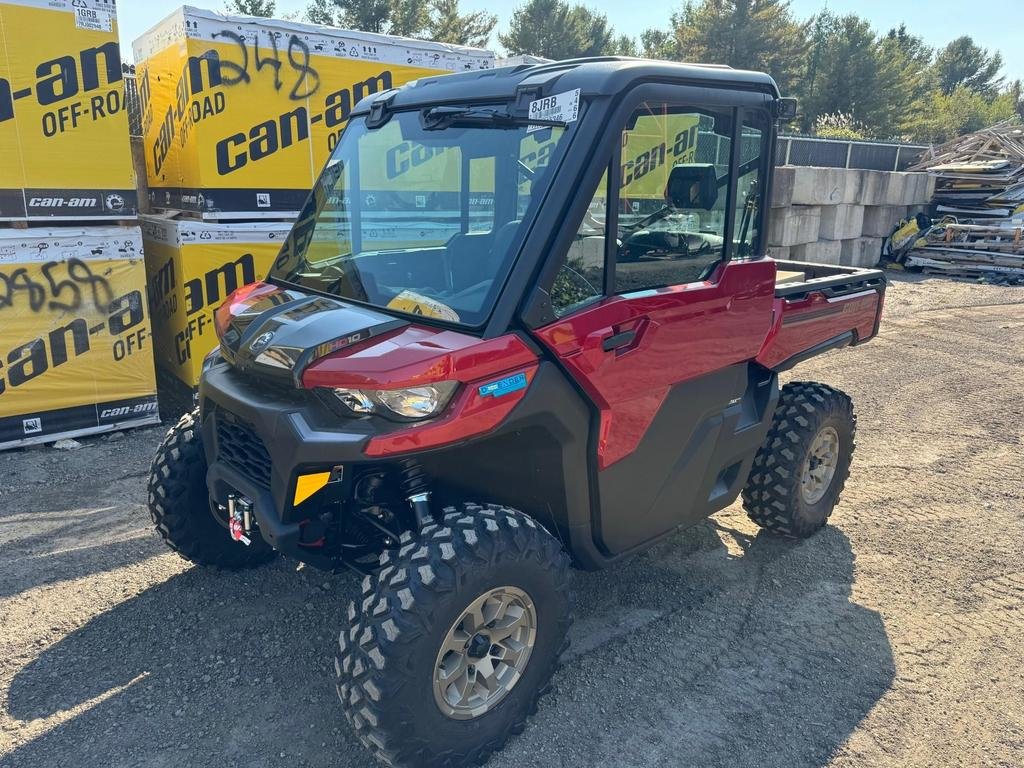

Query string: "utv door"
[533, 97, 779, 555]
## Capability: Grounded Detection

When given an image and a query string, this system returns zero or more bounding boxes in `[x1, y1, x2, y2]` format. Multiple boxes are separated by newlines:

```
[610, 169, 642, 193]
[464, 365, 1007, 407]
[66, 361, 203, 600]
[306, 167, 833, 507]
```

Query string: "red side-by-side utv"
[147, 57, 885, 768]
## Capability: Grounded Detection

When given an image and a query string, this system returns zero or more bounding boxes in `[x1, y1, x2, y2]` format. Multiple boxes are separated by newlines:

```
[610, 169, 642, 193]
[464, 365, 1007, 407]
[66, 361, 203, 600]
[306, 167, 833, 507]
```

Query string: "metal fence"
[776, 135, 928, 171]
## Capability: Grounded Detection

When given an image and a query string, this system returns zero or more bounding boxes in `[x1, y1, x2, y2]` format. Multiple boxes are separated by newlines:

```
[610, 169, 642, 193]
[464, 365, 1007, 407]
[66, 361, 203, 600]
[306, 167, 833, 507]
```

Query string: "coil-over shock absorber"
[396, 458, 432, 531]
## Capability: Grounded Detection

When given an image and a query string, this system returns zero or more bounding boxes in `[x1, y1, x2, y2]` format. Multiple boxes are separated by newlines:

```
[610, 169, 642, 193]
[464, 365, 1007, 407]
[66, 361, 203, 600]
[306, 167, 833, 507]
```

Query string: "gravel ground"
[1, 273, 1022, 768]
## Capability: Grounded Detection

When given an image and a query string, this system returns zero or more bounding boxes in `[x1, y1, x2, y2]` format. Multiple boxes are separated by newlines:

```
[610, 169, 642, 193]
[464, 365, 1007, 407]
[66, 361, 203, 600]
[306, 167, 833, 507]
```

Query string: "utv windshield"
[269, 106, 576, 327]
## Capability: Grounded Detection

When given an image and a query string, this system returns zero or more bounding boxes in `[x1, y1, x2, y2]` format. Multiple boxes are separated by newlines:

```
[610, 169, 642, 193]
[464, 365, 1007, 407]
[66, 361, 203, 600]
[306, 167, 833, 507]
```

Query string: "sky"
[118, 0, 1023, 81]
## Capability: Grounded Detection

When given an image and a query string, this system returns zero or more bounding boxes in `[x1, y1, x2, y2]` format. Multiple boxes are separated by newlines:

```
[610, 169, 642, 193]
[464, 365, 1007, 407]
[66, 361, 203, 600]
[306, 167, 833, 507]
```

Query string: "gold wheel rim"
[432, 586, 537, 720]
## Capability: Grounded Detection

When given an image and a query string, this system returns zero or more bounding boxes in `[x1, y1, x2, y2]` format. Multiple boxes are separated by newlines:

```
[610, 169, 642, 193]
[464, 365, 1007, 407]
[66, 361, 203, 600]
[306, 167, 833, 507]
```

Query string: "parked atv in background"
[147, 57, 885, 768]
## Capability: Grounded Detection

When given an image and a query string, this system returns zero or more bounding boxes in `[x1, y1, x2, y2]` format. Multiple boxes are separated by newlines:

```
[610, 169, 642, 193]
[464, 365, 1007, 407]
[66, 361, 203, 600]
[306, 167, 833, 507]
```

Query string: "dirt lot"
[1, 272, 1022, 768]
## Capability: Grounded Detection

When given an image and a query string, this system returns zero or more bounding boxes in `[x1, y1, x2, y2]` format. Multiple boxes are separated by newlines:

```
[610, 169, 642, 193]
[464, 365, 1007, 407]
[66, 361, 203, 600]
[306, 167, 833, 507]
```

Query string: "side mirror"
[774, 97, 798, 122]
[666, 164, 717, 210]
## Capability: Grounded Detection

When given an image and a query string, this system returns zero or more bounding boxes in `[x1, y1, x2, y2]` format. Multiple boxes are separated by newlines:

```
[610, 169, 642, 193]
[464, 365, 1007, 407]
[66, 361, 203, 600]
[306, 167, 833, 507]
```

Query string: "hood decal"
[218, 284, 409, 386]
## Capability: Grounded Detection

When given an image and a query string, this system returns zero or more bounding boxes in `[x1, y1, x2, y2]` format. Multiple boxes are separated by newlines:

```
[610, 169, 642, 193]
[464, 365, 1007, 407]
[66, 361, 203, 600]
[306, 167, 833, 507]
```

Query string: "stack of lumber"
[911, 120, 1024, 218]
[903, 220, 1024, 284]
[903, 121, 1024, 282]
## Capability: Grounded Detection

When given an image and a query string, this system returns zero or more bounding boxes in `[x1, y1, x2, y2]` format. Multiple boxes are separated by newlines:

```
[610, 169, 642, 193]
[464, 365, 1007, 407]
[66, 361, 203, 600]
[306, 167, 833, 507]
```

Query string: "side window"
[550, 170, 608, 317]
[735, 115, 767, 257]
[614, 103, 732, 293]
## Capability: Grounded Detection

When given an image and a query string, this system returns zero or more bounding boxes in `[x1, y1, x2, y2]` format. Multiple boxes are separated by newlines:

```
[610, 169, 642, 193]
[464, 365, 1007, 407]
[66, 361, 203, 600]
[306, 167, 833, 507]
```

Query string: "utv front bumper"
[198, 360, 377, 567]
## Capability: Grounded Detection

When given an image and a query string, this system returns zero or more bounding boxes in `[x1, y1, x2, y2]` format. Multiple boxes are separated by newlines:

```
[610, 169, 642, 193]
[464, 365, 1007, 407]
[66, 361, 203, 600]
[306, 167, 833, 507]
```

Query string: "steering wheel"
[319, 261, 374, 302]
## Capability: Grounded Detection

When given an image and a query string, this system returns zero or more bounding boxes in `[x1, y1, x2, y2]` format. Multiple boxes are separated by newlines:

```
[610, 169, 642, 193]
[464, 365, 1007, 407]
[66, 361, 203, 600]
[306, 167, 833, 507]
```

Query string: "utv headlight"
[332, 382, 458, 420]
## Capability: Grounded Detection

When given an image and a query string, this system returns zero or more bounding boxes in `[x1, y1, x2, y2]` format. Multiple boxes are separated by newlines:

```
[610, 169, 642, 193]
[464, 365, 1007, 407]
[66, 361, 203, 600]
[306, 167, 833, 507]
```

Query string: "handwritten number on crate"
[0, 260, 113, 314]
[287, 37, 320, 100]
[214, 29, 321, 101]
[213, 30, 251, 87]
[0, 269, 45, 312]
[41, 261, 81, 312]
[67, 259, 114, 310]
[254, 34, 283, 92]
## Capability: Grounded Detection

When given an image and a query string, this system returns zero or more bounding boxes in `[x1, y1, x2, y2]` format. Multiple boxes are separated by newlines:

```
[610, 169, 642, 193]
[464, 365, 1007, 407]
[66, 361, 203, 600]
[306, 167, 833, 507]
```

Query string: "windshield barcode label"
[528, 89, 580, 132]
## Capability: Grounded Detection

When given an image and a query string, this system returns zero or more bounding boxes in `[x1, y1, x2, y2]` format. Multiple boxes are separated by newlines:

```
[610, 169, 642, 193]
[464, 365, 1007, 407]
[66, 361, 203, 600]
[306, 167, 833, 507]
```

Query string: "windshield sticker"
[387, 291, 461, 322]
[527, 88, 580, 133]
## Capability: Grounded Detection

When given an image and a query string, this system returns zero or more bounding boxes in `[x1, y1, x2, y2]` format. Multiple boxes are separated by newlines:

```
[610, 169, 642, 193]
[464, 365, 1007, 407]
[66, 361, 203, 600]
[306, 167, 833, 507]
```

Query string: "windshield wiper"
[422, 106, 566, 131]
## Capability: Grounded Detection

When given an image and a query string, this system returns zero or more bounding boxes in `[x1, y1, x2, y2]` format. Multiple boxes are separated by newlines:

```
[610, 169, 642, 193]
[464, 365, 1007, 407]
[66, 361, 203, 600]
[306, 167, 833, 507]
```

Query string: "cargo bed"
[756, 260, 887, 371]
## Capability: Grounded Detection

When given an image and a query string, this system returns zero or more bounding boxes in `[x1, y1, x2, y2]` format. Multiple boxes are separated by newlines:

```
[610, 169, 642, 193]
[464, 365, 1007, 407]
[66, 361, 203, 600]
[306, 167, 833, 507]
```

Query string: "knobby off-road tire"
[147, 409, 276, 569]
[336, 503, 572, 768]
[741, 382, 856, 538]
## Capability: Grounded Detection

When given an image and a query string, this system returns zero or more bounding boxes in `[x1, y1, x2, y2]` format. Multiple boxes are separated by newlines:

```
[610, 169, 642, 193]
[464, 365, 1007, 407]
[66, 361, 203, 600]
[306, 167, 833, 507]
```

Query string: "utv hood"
[215, 282, 409, 386]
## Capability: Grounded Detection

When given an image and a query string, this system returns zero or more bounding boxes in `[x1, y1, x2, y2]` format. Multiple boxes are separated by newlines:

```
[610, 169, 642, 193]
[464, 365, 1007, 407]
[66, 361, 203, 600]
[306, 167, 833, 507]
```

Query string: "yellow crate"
[132, 7, 494, 217]
[0, 225, 157, 449]
[141, 215, 293, 387]
[0, 0, 136, 220]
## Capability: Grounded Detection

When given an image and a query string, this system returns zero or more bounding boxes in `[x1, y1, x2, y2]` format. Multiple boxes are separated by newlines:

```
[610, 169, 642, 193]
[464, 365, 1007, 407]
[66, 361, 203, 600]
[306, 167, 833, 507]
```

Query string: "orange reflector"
[293, 471, 332, 506]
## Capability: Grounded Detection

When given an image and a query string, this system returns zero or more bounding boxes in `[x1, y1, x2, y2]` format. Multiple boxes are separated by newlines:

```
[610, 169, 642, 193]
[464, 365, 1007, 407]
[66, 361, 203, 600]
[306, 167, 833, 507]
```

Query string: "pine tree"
[640, 28, 680, 60]
[227, 0, 276, 15]
[428, 0, 497, 47]
[934, 37, 1004, 98]
[875, 26, 932, 136]
[306, 0, 391, 32]
[500, 0, 620, 60]
[387, 0, 430, 37]
[798, 14, 884, 133]
[608, 34, 638, 57]
[670, 0, 807, 93]
[306, 0, 337, 24]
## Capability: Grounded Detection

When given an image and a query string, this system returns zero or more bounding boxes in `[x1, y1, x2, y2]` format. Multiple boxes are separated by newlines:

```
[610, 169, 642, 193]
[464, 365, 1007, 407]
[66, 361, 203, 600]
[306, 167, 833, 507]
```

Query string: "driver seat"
[446, 220, 521, 306]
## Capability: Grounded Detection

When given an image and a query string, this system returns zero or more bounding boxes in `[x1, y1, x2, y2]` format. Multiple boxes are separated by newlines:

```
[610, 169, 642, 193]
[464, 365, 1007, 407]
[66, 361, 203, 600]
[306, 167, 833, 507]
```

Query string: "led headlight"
[332, 382, 458, 421]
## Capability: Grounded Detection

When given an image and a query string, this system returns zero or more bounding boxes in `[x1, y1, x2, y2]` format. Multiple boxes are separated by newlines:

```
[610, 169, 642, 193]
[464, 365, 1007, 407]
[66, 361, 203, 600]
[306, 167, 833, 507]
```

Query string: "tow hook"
[226, 494, 254, 546]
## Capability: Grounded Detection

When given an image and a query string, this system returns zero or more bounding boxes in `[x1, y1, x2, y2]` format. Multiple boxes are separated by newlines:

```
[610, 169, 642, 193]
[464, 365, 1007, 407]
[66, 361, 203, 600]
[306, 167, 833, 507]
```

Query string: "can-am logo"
[250, 332, 275, 353]
[29, 197, 97, 208]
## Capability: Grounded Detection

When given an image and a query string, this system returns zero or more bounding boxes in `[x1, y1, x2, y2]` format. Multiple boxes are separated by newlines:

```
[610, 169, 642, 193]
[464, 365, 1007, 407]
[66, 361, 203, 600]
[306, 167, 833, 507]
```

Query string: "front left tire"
[147, 409, 276, 569]
[336, 503, 572, 768]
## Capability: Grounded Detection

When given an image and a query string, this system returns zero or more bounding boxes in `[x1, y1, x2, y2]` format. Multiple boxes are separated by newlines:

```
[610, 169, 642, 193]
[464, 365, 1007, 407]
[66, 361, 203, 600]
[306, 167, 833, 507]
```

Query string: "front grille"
[215, 414, 273, 488]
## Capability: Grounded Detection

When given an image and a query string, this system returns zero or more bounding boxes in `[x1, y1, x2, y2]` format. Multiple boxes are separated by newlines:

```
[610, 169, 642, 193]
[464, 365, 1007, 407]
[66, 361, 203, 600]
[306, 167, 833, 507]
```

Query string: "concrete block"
[840, 237, 884, 268]
[883, 172, 917, 206]
[908, 172, 930, 204]
[767, 245, 790, 261]
[791, 167, 846, 206]
[771, 166, 795, 208]
[767, 205, 821, 246]
[818, 204, 865, 240]
[841, 169, 865, 205]
[791, 239, 842, 265]
[863, 205, 907, 237]
[859, 171, 887, 205]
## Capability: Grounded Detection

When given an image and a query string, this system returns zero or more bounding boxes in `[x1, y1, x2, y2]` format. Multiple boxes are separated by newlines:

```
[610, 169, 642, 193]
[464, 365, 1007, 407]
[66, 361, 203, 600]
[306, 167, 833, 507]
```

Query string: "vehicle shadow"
[494, 516, 896, 768]
[0, 505, 163, 602]
[4, 516, 893, 768]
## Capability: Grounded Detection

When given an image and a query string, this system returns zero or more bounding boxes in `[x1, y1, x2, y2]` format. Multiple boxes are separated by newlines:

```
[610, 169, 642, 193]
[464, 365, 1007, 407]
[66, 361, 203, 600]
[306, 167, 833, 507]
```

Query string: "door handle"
[602, 329, 636, 352]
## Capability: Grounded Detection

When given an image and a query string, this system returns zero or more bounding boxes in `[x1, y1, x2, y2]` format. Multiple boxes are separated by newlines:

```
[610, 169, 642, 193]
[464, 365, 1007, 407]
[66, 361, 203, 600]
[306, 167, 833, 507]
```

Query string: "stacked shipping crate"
[133, 6, 495, 402]
[768, 166, 934, 267]
[0, 0, 158, 450]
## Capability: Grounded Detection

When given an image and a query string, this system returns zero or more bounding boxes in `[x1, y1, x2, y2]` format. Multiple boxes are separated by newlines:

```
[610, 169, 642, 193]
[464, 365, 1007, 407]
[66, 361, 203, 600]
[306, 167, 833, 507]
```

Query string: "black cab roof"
[356, 56, 781, 115]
